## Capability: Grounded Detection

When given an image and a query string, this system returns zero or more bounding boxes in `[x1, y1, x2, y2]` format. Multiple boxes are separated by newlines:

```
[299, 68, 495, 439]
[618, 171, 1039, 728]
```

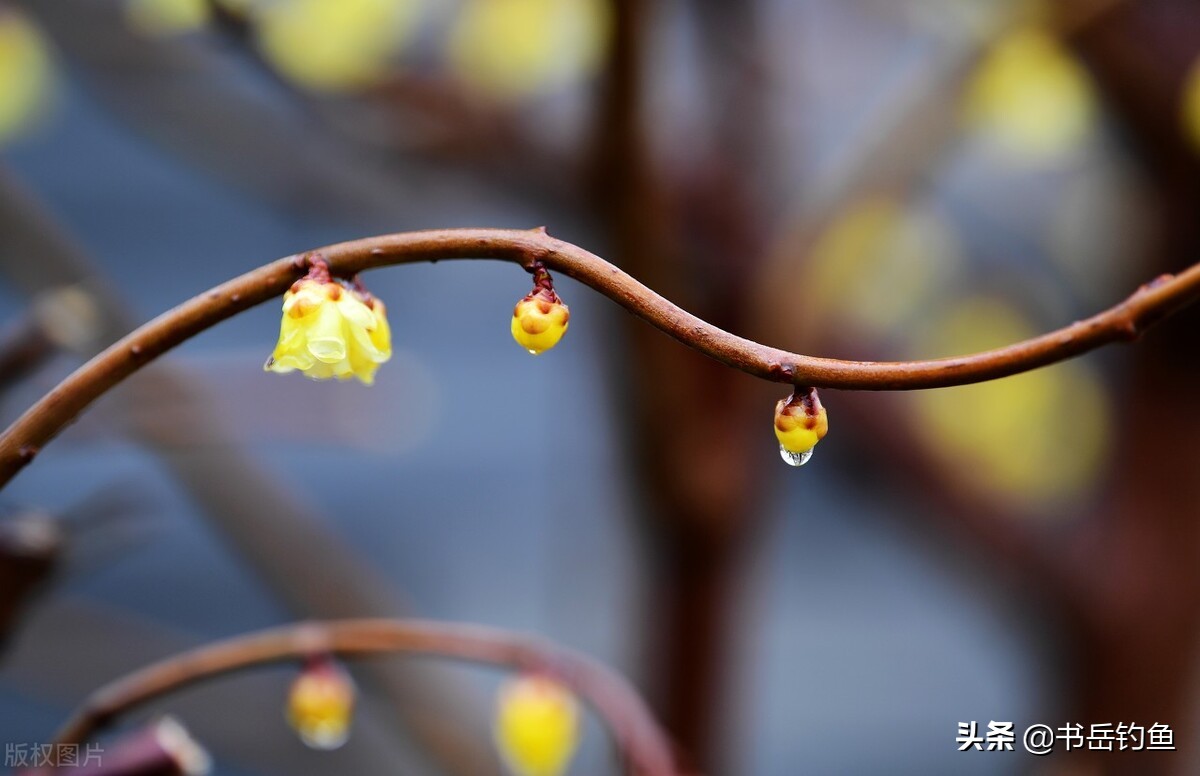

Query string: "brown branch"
[1, 227, 1198, 488]
[52, 618, 680, 776]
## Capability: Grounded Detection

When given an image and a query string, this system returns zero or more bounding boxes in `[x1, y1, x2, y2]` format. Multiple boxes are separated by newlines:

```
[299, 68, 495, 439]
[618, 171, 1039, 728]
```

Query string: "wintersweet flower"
[265, 261, 391, 385]
[286, 657, 356, 750]
[494, 674, 580, 776]
[774, 387, 828, 466]
[511, 266, 569, 355]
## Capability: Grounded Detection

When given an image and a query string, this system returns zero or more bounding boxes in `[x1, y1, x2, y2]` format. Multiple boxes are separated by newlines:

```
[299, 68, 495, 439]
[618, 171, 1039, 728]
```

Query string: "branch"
[52, 618, 680, 776]
[1, 227, 1198, 487]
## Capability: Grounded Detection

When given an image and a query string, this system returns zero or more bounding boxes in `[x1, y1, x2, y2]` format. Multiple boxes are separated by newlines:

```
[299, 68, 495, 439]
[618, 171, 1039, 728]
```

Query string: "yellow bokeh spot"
[448, 0, 611, 98]
[908, 297, 1110, 511]
[805, 197, 963, 338]
[256, 0, 420, 91]
[963, 27, 1096, 163]
[494, 675, 580, 776]
[0, 11, 54, 147]
[125, 0, 211, 37]
[1180, 55, 1200, 153]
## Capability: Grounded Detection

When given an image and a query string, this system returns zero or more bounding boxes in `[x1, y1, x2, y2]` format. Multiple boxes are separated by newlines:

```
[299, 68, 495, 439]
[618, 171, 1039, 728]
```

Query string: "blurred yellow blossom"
[803, 197, 964, 338]
[265, 262, 392, 385]
[287, 658, 356, 750]
[963, 27, 1097, 163]
[256, 0, 420, 91]
[449, 0, 610, 98]
[0, 10, 54, 147]
[494, 674, 580, 776]
[1180, 54, 1200, 153]
[124, 0, 211, 37]
[908, 297, 1110, 510]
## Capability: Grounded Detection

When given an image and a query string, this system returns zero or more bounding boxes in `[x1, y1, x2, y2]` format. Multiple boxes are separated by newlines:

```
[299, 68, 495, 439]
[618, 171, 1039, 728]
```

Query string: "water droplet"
[779, 444, 813, 467]
[297, 723, 350, 751]
[527, 349, 540, 356]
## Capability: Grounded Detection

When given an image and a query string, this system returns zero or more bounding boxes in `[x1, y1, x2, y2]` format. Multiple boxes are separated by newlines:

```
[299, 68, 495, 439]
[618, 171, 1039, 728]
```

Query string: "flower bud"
[774, 387, 828, 466]
[286, 656, 356, 750]
[265, 259, 392, 385]
[494, 673, 580, 776]
[511, 267, 569, 355]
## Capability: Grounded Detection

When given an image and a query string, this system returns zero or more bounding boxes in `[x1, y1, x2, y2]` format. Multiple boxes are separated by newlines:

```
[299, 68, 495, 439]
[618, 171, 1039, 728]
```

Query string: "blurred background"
[1, 0, 1199, 773]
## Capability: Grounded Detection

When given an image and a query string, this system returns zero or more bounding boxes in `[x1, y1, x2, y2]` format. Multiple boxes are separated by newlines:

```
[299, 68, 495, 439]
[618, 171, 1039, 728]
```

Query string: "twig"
[52, 618, 680, 776]
[0, 227, 1198, 487]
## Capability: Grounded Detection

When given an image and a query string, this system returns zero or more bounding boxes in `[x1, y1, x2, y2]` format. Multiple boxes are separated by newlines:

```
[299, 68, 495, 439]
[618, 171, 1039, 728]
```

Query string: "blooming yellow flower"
[265, 267, 391, 385]
[774, 387, 828, 463]
[287, 658, 356, 750]
[494, 674, 580, 776]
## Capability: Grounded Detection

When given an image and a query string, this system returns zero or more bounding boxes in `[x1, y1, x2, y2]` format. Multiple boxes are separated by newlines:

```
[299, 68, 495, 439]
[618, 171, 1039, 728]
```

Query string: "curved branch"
[52, 618, 679, 776]
[1, 226, 1198, 487]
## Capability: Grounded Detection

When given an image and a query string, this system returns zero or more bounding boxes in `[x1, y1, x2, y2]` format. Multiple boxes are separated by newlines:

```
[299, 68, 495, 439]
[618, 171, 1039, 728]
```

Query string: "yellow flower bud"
[774, 387, 828, 466]
[287, 657, 356, 750]
[494, 674, 580, 776]
[511, 267, 569, 355]
[265, 261, 392, 385]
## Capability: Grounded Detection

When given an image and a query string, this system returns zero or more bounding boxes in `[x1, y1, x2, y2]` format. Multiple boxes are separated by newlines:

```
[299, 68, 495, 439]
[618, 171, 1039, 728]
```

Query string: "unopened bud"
[286, 656, 356, 750]
[511, 266, 569, 355]
[494, 673, 580, 776]
[774, 386, 828, 466]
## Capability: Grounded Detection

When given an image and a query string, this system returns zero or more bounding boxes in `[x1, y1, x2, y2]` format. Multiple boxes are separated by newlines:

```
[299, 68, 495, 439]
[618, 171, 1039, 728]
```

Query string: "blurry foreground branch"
[52, 618, 680, 776]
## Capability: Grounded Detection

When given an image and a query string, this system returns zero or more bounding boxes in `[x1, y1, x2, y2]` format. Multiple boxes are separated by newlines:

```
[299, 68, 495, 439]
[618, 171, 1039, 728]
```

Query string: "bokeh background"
[1, 0, 1199, 774]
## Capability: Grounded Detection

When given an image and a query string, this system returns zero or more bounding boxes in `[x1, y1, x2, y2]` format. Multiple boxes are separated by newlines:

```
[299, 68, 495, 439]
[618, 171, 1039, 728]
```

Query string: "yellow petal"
[305, 301, 349, 363]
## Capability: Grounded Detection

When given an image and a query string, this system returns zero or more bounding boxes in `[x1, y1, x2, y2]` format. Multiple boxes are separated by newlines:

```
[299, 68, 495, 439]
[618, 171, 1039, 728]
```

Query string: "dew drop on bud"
[779, 444, 814, 467]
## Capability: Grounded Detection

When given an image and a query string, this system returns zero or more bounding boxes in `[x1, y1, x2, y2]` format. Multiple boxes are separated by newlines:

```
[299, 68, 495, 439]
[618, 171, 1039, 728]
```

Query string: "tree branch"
[51, 618, 680, 776]
[1, 227, 1198, 488]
